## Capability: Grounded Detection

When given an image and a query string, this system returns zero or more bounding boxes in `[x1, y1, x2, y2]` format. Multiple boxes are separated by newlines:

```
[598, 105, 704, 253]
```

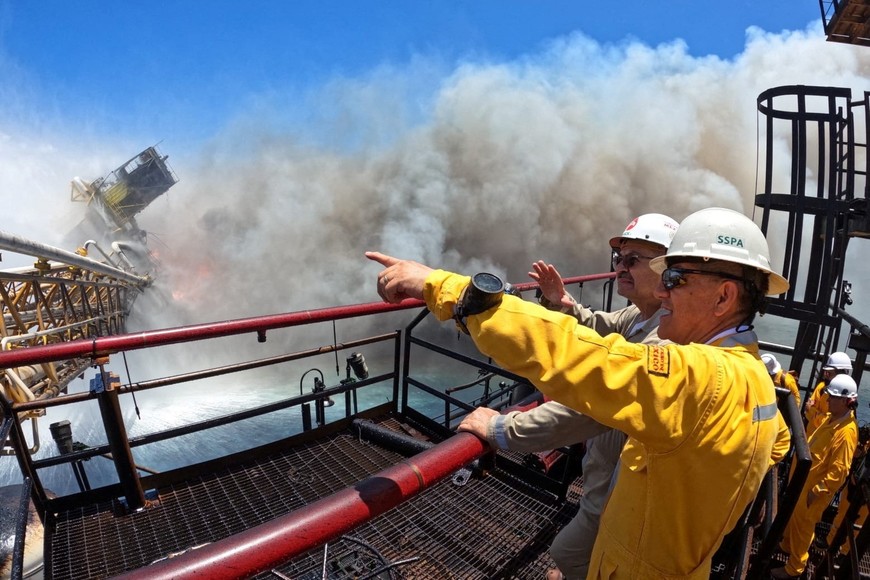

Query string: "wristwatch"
[454, 272, 506, 334]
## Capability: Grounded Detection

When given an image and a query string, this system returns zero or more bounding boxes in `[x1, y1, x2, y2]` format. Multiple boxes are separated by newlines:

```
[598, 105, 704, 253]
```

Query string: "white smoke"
[126, 23, 870, 324]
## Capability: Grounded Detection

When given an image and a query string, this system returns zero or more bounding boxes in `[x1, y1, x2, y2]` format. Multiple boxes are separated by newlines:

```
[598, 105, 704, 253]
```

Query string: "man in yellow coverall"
[458, 213, 678, 580]
[367, 206, 790, 579]
[822, 426, 870, 556]
[804, 351, 853, 435]
[771, 374, 860, 579]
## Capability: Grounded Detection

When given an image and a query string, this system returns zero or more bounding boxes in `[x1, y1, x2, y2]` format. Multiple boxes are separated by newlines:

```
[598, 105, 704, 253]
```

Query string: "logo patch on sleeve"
[647, 345, 670, 377]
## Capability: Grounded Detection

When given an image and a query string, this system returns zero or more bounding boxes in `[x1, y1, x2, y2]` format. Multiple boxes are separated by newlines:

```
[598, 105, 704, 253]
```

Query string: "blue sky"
[0, 1, 823, 151]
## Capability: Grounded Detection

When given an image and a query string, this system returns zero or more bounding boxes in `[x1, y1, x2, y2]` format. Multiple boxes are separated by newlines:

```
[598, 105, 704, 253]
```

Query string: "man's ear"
[712, 280, 741, 317]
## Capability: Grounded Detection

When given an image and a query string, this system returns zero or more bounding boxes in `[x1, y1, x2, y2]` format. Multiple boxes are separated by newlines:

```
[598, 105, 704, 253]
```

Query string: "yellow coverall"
[825, 484, 868, 555]
[771, 369, 800, 409]
[425, 271, 779, 579]
[825, 440, 870, 554]
[488, 304, 664, 580]
[779, 412, 858, 576]
[804, 380, 830, 435]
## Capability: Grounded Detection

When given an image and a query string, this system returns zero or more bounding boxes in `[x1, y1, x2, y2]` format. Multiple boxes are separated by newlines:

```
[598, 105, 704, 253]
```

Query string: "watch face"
[473, 272, 504, 293]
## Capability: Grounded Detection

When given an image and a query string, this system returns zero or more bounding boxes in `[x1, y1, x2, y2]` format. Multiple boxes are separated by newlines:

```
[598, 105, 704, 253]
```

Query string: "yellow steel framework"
[0, 230, 151, 431]
[1, 146, 170, 456]
[0, 262, 134, 406]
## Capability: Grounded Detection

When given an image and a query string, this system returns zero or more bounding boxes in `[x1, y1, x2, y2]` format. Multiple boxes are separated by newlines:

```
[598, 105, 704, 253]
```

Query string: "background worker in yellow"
[458, 213, 678, 580]
[771, 374, 860, 579]
[821, 428, 870, 556]
[761, 353, 800, 408]
[804, 351, 853, 435]
[367, 206, 790, 579]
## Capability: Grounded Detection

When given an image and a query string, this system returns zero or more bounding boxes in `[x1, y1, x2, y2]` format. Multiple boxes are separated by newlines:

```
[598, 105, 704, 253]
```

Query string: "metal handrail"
[12, 333, 397, 413]
[0, 271, 616, 370]
[0, 300, 421, 369]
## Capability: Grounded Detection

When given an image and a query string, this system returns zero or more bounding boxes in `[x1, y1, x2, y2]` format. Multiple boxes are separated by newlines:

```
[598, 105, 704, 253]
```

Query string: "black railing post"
[10, 477, 33, 580]
[94, 367, 146, 511]
[0, 394, 47, 513]
[301, 403, 312, 431]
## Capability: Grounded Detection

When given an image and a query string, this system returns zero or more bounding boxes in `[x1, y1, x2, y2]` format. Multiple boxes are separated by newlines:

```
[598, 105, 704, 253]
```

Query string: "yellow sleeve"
[424, 270, 470, 322]
[803, 381, 828, 432]
[424, 270, 720, 452]
[807, 381, 825, 406]
[770, 410, 791, 466]
[782, 372, 801, 408]
[814, 422, 858, 497]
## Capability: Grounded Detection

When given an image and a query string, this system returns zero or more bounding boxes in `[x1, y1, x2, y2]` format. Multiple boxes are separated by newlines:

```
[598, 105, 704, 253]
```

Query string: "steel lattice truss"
[0, 145, 171, 444]
[0, 261, 139, 407]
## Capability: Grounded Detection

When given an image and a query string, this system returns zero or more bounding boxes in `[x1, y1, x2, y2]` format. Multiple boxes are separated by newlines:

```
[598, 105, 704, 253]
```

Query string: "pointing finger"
[365, 251, 400, 268]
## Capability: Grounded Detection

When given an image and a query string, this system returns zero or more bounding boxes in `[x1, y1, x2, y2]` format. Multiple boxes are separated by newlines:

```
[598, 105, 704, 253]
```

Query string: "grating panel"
[263, 469, 578, 579]
[45, 416, 580, 579]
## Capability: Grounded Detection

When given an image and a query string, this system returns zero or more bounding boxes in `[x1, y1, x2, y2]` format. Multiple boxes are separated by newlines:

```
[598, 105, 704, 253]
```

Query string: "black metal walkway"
[45, 415, 581, 579]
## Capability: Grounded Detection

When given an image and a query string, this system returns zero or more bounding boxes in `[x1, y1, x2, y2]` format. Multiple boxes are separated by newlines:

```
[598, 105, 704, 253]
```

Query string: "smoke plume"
[130, 26, 870, 324]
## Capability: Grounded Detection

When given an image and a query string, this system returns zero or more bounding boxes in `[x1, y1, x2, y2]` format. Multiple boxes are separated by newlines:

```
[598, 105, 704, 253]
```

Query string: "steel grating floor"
[44, 416, 581, 579]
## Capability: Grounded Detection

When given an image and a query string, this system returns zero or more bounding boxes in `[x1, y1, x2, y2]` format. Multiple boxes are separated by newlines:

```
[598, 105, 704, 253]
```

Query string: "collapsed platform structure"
[0, 147, 175, 450]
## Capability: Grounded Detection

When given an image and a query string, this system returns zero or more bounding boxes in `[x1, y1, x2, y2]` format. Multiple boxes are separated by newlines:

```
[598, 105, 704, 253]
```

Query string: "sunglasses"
[611, 251, 655, 270]
[661, 267, 745, 290]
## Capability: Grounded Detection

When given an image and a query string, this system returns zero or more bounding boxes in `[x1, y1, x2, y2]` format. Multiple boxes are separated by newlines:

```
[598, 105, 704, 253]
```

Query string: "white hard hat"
[609, 213, 679, 250]
[826, 374, 858, 399]
[649, 207, 790, 296]
[761, 353, 781, 375]
[823, 351, 853, 373]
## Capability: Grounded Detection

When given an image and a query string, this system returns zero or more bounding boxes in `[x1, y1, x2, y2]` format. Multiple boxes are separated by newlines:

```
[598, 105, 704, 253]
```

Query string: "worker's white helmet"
[609, 213, 679, 250]
[826, 374, 858, 399]
[649, 207, 790, 296]
[761, 353, 781, 375]
[823, 351, 853, 373]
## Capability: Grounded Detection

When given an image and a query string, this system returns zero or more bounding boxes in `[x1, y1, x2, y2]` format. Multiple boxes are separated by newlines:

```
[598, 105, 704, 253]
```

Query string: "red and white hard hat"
[609, 213, 679, 250]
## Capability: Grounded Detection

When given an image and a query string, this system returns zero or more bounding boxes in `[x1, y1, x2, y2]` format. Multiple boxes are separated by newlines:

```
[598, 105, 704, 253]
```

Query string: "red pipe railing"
[0, 272, 614, 370]
[0, 300, 421, 369]
[509, 271, 614, 294]
[115, 431, 490, 580]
